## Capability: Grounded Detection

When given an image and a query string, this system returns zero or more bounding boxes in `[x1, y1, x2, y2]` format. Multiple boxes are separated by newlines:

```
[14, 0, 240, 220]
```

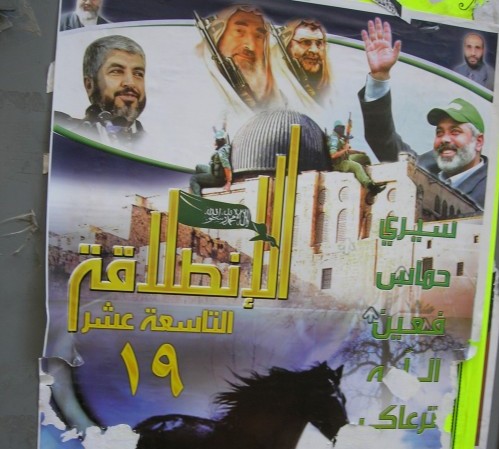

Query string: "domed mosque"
[231, 109, 330, 180]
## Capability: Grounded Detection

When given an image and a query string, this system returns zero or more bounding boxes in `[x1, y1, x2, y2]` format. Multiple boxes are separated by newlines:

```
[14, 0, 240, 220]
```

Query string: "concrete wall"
[0, 1, 57, 447]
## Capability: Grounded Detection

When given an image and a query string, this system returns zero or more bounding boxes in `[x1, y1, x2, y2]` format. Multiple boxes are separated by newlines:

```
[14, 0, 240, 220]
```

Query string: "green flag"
[178, 191, 277, 247]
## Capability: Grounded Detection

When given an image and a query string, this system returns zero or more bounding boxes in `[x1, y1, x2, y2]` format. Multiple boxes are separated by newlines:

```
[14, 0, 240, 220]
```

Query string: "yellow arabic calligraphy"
[139, 308, 234, 334]
[68, 245, 137, 332]
[67, 126, 303, 331]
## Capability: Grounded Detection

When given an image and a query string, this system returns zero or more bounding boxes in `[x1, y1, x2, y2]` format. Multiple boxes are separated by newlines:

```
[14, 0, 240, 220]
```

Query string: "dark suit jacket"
[54, 111, 145, 149]
[358, 87, 487, 209]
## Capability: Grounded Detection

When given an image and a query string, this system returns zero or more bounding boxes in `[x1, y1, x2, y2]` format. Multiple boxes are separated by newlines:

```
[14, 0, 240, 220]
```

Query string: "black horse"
[134, 362, 348, 449]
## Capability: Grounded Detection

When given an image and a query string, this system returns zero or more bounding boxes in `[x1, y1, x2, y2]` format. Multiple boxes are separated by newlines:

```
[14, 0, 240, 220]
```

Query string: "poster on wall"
[39, 1, 499, 448]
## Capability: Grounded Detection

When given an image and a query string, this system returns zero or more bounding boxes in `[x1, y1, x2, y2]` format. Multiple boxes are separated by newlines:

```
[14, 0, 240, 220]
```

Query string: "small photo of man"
[195, 6, 281, 110]
[55, 35, 147, 151]
[60, 0, 110, 31]
[273, 19, 332, 104]
[454, 32, 495, 90]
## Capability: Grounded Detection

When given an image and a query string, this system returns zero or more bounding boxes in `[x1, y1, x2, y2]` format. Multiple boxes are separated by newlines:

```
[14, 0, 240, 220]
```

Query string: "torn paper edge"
[39, 358, 140, 449]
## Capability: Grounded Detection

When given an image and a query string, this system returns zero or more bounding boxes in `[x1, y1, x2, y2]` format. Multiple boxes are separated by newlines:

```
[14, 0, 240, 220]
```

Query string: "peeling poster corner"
[41, 1, 499, 448]
[39, 358, 139, 449]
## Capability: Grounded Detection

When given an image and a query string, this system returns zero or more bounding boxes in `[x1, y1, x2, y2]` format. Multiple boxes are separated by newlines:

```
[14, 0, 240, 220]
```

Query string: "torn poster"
[40, 1, 499, 449]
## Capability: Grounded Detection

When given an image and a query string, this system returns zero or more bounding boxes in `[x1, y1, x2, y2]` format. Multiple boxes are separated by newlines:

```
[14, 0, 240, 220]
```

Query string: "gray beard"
[435, 140, 477, 176]
[239, 61, 268, 102]
[76, 8, 98, 21]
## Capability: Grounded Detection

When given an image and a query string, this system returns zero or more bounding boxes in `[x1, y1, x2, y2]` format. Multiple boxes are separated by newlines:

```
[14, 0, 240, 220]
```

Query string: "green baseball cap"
[427, 98, 484, 133]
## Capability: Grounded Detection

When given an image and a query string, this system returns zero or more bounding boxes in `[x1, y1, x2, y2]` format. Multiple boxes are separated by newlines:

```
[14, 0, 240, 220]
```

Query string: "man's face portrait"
[288, 25, 326, 75]
[217, 10, 268, 98]
[84, 50, 146, 124]
[433, 117, 483, 175]
[77, 0, 102, 19]
[463, 34, 485, 69]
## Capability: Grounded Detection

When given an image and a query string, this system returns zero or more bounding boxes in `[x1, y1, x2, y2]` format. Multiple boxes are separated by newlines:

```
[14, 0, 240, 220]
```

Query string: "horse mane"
[215, 362, 334, 412]
[134, 361, 347, 449]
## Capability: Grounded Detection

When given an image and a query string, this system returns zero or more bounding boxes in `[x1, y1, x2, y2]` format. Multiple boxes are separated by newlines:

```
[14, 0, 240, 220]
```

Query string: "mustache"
[115, 87, 140, 99]
[301, 52, 322, 62]
[236, 47, 256, 62]
[435, 143, 459, 155]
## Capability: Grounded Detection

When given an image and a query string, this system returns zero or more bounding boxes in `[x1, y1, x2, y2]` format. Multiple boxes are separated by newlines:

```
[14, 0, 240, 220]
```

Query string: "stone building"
[50, 110, 484, 318]
[200, 110, 482, 317]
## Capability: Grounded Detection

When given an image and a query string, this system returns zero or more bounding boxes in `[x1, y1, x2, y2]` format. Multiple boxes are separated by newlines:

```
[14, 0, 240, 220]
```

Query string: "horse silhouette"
[134, 362, 348, 449]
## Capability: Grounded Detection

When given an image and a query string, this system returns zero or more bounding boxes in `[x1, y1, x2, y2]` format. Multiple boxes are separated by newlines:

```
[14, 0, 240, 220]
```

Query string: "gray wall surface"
[0, 1, 56, 447]
[0, 1, 498, 449]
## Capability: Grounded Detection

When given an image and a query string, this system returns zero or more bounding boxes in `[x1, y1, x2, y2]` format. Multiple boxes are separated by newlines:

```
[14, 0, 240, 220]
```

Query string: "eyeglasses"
[292, 38, 325, 50]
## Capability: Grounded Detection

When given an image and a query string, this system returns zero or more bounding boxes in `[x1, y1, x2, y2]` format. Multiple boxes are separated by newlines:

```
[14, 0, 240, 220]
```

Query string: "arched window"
[336, 209, 347, 243]
[317, 188, 327, 205]
[315, 212, 326, 244]
[338, 186, 349, 202]
[434, 196, 441, 214]
[387, 188, 397, 202]
[417, 185, 424, 200]
[442, 200, 448, 218]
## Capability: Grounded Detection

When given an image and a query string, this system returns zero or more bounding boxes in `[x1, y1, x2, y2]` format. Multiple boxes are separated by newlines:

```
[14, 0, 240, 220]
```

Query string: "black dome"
[231, 109, 329, 177]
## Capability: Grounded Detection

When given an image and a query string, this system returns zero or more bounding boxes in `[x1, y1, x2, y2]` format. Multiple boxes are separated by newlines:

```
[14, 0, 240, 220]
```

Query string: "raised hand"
[361, 18, 401, 80]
